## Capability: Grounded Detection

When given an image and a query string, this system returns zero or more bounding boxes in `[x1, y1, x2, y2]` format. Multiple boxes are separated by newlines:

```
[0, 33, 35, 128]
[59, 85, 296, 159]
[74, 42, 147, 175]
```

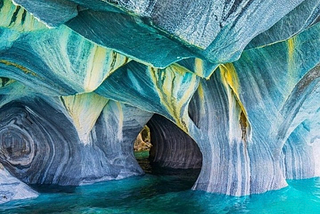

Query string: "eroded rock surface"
[1, 0, 320, 200]
[0, 164, 38, 204]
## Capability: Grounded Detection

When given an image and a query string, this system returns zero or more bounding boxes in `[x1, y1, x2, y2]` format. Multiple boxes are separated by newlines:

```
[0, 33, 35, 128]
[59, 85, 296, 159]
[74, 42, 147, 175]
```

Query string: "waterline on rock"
[2, 174, 320, 213]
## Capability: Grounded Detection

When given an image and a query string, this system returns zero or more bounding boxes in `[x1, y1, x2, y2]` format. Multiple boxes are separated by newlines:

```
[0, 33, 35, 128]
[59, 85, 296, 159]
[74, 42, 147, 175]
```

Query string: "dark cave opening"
[133, 114, 202, 185]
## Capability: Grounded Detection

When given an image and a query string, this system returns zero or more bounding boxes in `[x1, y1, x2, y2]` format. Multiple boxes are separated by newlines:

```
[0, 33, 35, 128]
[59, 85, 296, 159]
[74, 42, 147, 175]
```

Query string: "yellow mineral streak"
[194, 58, 217, 78]
[84, 48, 129, 92]
[287, 37, 295, 62]
[195, 82, 206, 117]
[84, 46, 108, 92]
[194, 58, 204, 77]
[220, 63, 240, 96]
[219, 63, 251, 142]
[287, 37, 297, 88]
[61, 93, 109, 145]
[0, 60, 38, 76]
[149, 63, 198, 132]
[197, 82, 205, 101]
[1, 0, 46, 31]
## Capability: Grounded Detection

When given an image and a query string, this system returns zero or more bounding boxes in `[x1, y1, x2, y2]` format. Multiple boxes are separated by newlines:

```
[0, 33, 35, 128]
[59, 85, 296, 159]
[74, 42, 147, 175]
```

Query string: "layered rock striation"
[0, 164, 38, 204]
[1, 0, 320, 202]
[148, 114, 202, 169]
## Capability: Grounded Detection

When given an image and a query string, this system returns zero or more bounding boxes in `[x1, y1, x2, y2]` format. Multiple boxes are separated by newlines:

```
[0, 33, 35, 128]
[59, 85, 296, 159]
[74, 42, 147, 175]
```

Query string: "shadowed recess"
[147, 114, 202, 169]
[0, 95, 153, 186]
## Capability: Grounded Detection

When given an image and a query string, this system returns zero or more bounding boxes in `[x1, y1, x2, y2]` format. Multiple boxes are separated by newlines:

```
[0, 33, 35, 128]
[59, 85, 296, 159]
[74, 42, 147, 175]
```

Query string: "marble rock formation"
[0, 164, 38, 204]
[0, 92, 152, 186]
[148, 114, 202, 169]
[1, 0, 320, 202]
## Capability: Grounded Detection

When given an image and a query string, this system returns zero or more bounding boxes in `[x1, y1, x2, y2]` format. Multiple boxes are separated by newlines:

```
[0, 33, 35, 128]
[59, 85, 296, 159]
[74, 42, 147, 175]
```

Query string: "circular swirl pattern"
[0, 125, 35, 166]
[148, 114, 202, 169]
[0, 99, 78, 185]
[0, 98, 149, 186]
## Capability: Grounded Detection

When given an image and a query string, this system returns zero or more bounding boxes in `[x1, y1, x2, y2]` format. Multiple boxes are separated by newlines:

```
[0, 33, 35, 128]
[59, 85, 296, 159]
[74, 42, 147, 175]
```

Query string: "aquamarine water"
[2, 159, 320, 213]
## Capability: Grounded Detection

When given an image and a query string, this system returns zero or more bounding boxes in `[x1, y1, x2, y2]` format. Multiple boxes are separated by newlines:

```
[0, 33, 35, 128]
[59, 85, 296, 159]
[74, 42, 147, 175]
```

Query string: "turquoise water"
[2, 161, 320, 213]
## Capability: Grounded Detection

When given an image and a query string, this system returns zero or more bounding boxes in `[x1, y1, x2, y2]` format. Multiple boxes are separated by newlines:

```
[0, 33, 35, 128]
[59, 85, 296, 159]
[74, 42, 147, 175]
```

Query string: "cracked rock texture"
[1, 0, 320, 202]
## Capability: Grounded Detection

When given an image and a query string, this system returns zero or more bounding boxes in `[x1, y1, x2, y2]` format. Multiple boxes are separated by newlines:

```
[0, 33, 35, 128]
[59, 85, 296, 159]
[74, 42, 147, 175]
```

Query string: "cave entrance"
[133, 114, 202, 185]
[133, 125, 152, 173]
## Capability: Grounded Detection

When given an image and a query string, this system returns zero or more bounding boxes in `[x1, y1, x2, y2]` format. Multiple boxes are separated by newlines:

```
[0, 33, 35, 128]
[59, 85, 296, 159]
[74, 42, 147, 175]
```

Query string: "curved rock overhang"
[147, 114, 202, 169]
[0, 95, 152, 186]
[1, 0, 320, 202]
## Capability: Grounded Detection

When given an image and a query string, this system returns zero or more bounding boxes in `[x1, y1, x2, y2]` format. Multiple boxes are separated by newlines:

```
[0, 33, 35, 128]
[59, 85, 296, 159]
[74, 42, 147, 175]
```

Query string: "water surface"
[1, 155, 320, 213]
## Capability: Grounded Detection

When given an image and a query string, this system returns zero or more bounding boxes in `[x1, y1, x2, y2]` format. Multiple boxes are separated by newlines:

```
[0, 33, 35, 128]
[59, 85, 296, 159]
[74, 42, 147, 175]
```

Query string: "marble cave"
[1, 0, 320, 207]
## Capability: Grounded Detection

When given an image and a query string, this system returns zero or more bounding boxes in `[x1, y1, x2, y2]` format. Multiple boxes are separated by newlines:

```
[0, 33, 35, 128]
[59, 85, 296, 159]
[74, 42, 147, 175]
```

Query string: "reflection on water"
[2, 157, 320, 213]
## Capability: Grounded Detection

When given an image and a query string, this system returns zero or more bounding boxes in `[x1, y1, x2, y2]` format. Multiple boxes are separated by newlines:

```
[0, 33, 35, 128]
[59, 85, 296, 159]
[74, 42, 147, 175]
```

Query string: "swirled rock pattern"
[0, 164, 38, 204]
[246, 0, 320, 49]
[1, 0, 320, 202]
[0, 92, 152, 187]
[10, 0, 305, 66]
[188, 22, 320, 195]
[0, 0, 130, 95]
[280, 65, 320, 179]
[148, 114, 202, 169]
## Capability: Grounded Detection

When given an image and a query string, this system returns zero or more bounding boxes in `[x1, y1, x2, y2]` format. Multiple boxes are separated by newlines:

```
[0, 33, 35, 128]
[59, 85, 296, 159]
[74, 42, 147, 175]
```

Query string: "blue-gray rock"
[2, 0, 320, 199]
[0, 93, 152, 185]
[0, 165, 38, 204]
[247, 0, 320, 49]
[148, 114, 202, 169]
[12, 0, 78, 27]
[66, 10, 196, 68]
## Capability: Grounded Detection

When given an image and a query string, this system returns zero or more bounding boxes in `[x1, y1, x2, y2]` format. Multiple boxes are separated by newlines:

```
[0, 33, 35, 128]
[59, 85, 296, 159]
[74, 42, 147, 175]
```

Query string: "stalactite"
[0, 93, 152, 186]
[1, 1, 130, 96]
[188, 70, 256, 196]
[2, 0, 320, 203]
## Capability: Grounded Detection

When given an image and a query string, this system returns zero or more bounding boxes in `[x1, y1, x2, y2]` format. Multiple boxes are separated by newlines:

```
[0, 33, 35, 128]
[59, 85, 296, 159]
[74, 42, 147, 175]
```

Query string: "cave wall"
[147, 114, 202, 169]
[0, 164, 38, 204]
[0, 90, 152, 186]
[1, 0, 320, 202]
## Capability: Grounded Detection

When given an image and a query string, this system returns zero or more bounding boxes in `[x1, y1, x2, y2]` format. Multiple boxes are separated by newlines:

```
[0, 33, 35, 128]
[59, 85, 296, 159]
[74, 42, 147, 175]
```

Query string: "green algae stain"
[134, 151, 149, 160]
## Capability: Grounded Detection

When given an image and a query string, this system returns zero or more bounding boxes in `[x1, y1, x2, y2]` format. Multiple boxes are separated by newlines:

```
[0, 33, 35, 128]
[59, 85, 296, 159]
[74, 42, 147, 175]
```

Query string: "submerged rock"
[0, 165, 38, 204]
[1, 0, 320, 199]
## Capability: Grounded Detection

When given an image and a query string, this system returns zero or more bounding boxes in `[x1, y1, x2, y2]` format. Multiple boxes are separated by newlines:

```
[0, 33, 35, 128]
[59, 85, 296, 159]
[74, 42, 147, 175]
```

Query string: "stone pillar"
[0, 94, 152, 186]
[188, 68, 287, 196]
